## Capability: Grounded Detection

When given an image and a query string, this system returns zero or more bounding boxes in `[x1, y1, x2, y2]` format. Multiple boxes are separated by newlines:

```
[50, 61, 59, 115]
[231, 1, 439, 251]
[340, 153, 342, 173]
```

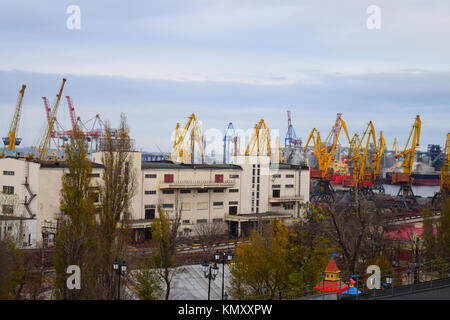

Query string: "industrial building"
[0, 152, 310, 248]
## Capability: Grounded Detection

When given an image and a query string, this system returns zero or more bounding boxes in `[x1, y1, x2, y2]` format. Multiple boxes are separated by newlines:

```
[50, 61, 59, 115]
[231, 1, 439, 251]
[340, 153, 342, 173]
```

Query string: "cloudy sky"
[0, 0, 449, 155]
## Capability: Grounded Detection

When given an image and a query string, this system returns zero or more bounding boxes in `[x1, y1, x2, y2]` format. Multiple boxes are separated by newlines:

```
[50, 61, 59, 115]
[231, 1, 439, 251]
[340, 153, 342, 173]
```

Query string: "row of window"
[3, 171, 14, 176]
[272, 184, 294, 188]
[272, 174, 295, 178]
[144, 188, 239, 195]
[145, 173, 240, 180]
[153, 200, 237, 209]
[182, 218, 223, 224]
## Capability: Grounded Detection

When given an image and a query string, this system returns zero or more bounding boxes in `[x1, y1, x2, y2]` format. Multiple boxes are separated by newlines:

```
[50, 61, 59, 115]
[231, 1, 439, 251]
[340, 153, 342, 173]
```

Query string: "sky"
[0, 0, 449, 155]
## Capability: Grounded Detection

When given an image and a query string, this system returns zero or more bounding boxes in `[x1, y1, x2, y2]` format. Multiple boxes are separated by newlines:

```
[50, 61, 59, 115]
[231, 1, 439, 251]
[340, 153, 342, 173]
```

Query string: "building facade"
[0, 152, 310, 247]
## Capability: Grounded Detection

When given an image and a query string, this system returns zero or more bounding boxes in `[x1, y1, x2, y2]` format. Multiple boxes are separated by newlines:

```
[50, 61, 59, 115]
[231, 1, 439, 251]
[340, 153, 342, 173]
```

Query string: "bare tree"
[320, 199, 389, 275]
[194, 221, 228, 256]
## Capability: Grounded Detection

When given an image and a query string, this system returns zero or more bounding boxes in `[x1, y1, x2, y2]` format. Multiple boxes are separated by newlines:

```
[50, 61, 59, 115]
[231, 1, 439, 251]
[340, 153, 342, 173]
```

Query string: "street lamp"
[202, 261, 219, 300]
[215, 251, 233, 300]
[261, 283, 267, 300]
[113, 259, 127, 300]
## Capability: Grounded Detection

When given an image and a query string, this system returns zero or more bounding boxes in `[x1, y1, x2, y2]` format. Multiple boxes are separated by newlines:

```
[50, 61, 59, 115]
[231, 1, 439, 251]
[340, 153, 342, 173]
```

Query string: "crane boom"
[245, 119, 271, 157]
[34, 78, 67, 161]
[304, 117, 351, 179]
[169, 113, 204, 164]
[397, 115, 421, 176]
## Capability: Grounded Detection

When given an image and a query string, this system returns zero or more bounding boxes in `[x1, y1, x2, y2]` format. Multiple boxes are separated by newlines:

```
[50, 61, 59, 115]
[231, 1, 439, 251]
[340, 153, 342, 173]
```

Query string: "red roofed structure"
[313, 256, 348, 293]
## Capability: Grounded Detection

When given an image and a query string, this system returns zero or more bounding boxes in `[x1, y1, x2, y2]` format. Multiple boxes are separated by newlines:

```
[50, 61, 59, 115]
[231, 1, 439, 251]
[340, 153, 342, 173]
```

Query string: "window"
[198, 189, 208, 193]
[272, 184, 281, 188]
[182, 220, 191, 224]
[162, 204, 174, 209]
[272, 174, 281, 178]
[2, 205, 13, 214]
[145, 209, 155, 220]
[286, 174, 295, 178]
[2, 186, 14, 195]
[3, 171, 14, 176]
[272, 189, 280, 198]
[145, 174, 157, 178]
[215, 174, 224, 183]
[145, 190, 156, 195]
[229, 206, 238, 215]
[90, 173, 100, 178]
[162, 190, 174, 194]
[197, 219, 207, 224]
[145, 205, 156, 209]
[285, 184, 294, 188]
[229, 174, 239, 179]
[283, 203, 294, 210]
[180, 189, 191, 194]
[271, 203, 281, 207]
[164, 174, 174, 183]
[212, 218, 223, 223]
[213, 201, 223, 206]
[229, 201, 238, 205]
[229, 189, 239, 193]
[213, 189, 224, 193]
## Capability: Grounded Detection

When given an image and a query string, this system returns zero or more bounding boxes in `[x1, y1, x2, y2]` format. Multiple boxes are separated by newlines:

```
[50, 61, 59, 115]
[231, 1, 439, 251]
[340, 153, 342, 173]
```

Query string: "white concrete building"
[0, 153, 310, 247]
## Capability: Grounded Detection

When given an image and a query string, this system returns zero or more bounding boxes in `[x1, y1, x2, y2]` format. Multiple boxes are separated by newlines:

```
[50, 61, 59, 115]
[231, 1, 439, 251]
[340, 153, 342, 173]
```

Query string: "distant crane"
[372, 130, 386, 193]
[245, 119, 271, 157]
[344, 121, 377, 198]
[432, 132, 450, 208]
[169, 113, 204, 164]
[31, 78, 67, 162]
[1, 84, 26, 158]
[304, 115, 351, 203]
[223, 122, 238, 164]
[391, 115, 421, 210]
[284, 110, 302, 163]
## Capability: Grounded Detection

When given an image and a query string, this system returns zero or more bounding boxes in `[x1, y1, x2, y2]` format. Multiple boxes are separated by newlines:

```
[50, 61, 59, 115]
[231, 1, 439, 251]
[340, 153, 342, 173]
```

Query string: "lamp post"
[113, 259, 127, 300]
[215, 251, 233, 300]
[202, 261, 219, 300]
[322, 272, 326, 300]
[261, 283, 267, 300]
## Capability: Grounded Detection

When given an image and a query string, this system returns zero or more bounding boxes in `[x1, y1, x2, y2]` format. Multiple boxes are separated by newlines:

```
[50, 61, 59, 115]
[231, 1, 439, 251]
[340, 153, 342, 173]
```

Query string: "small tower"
[323, 256, 341, 281]
[313, 256, 348, 293]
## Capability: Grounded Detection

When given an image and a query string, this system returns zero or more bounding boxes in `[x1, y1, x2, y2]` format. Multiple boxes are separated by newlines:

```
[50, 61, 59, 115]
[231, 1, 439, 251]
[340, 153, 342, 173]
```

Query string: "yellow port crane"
[392, 137, 399, 156]
[31, 78, 67, 162]
[432, 133, 450, 208]
[392, 115, 421, 210]
[303, 116, 351, 203]
[344, 121, 377, 198]
[442, 133, 450, 196]
[372, 130, 386, 193]
[1, 84, 26, 158]
[169, 113, 204, 164]
[245, 119, 271, 157]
